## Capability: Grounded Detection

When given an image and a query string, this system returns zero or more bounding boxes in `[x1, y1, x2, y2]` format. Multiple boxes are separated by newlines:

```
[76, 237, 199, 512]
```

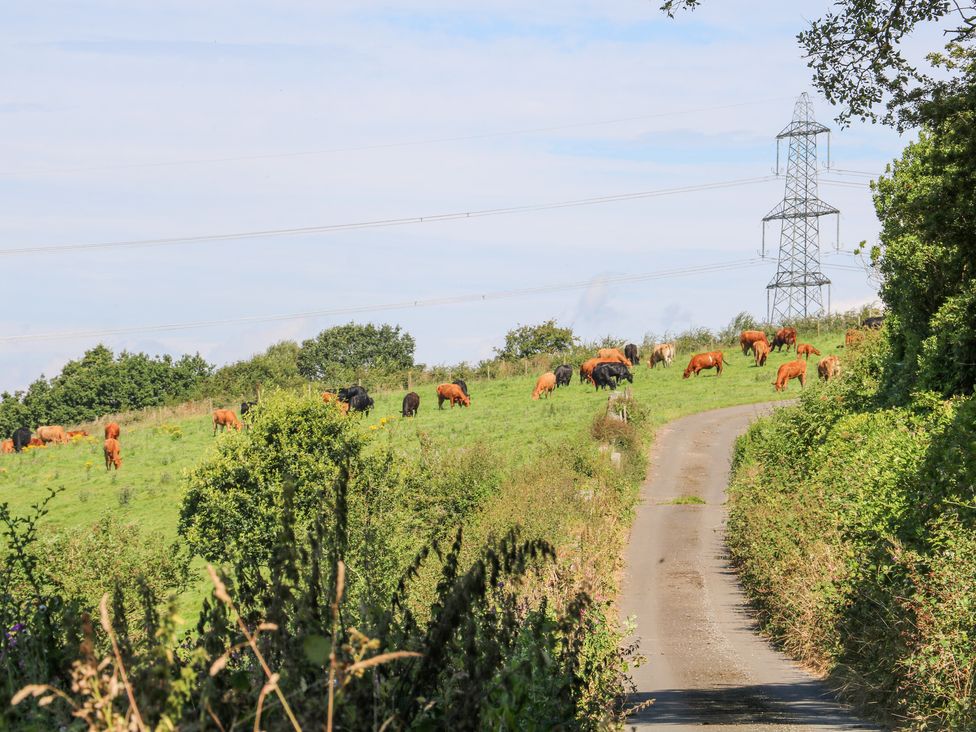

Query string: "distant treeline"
[1, 311, 876, 434]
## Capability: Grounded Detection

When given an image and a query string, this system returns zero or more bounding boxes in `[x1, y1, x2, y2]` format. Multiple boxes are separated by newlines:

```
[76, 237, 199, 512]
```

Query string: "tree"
[869, 84, 976, 396]
[208, 340, 304, 396]
[495, 320, 578, 360]
[661, 0, 976, 129]
[296, 323, 415, 380]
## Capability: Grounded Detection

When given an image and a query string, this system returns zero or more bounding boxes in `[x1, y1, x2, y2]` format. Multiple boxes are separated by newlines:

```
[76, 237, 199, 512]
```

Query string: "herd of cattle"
[2, 321, 876, 469]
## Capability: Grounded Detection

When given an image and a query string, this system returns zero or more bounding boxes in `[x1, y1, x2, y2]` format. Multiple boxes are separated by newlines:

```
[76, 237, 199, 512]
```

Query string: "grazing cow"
[818, 355, 841, 382]
[532, 372, 557, 400]
[402, 392, 420, 417]
[241, 401, 258, 417]
[28, 438, 45, 448]
[349, 394, 374, 414]
[66, 430, 89, 439]
[37, 426, 68, 445]
[579, 357, 606, 384]
[771, 327, 797, 352]
[103, 438, 122, 471]
[212, 409, 242, 435]
[554, 364, 573, 388]
[753, 339, 771, 367]
[845, 329, 865, 348]
[597, 348, 633, 367]
[592, 362, 634, 390]
[338, 385, 368, 403]
[437, 383, 470, 409]
[740, 330, 769, 355]
[683, 351, 729, 378]
[452, 379, 469, 397]
[1, 439, 12, 454]
[104, 423, 121, 441]
[774, 359, 807, 391]
[624, 343, 640, 366]
[322, 391, 338, 403]
[648, 343, 676, 369]
[12, 427, 32, 453]
[796, 343, 822, 360]
[862, 316, 884, 329]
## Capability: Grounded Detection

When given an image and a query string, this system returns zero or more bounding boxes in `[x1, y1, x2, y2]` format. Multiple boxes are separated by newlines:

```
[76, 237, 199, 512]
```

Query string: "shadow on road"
[628, 681, 878, 728]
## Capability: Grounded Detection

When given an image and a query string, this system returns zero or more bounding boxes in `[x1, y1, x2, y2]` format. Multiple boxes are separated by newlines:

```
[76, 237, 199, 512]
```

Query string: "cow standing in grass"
[104, 423, 121, 441]
[649, 343, 675, 368]
[774, 360, 807, 391]
[437, 383, 470, 408]
[818, 355, 841, 382]
[104, 438, 122, 470]
[753, 340, 771, 367]
[532, 372, 557, 400]
[402, 392, 420, 417]
[12, 427, 31, 453]
[554, 364, 573, 387]
[37, 426, 68, 445]
[624, 343, 639, 366]
[796, 343, 821, 360]
[212, 409, 242, 435]
[771, 327, 797, 352]
[683, 351, 729, 378]
[739, 330, 768, 356]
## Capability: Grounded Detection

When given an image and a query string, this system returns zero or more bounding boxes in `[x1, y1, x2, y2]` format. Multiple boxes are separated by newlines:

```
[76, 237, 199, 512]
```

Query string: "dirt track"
[620, 403, 879, 731]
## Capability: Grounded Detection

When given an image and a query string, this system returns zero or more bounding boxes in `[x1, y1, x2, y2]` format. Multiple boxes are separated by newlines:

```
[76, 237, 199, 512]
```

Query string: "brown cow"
[437, 383, 470, 409]
[580, 357, 611, 384]
[212, 409, 242, 435]
[740, 330, 769, 355]
[771, 327, 797, 352]
[683, 351, 729, 378]
[1, 439, 12, 454]
[753, 339, 771, 367]
[818, 355, 841, 382]
[845, 329, 864, 348]
[796, 343, 822, 360]
[66, 430, 89, 439]
[532, 372, 557, 400]
[103, 438, 122, 471]
[597, 348, 633, 367]
[773, 359, 807, 391]
[648, 343, 676, 369]
[28, 438, 45, 448]
[104, 423, 121, 441]
[321, 391, 337, 403]
[36, 426, 68, 444]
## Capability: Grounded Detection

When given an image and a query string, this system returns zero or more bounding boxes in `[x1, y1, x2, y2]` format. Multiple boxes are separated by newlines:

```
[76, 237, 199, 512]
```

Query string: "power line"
[0, 257, 768, 344]
[0, 175, 778, 258]
[0, 97, 789, 178]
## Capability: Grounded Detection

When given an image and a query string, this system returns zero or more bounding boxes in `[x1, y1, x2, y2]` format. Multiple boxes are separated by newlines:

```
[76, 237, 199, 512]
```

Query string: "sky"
[0, 1, 917, 390]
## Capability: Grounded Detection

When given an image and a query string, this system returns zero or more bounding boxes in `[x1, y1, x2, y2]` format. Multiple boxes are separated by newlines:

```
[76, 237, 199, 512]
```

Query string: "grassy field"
[0, 332, 847, 545]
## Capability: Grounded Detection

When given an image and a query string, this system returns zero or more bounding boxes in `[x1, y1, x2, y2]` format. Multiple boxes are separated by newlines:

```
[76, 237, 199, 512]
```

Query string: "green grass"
[0, 332, 846, 544]
[668, 495, 706, 505]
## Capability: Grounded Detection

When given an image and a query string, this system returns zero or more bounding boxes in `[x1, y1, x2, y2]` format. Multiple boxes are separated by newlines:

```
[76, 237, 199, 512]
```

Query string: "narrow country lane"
[620, 403, 880, 732]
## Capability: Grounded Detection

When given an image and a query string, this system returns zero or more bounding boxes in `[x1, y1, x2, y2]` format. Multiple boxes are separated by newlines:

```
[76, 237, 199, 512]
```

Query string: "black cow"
[592, 362, 633, 391]
[624, 343, 639, 366]
[241, 401, 258, 417]
[338, 385, 368, 403]
[554, 364, 573, 388]
[349, 394, 374, 414]
[12, 427, 31, 453]
[863, 316, 885, 329]
[402, 392, 420, 417]
[452, 379, 469, 397]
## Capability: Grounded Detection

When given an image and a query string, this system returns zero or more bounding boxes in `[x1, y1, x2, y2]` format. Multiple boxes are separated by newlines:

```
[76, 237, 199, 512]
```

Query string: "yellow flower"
[369, 425, 379, 431]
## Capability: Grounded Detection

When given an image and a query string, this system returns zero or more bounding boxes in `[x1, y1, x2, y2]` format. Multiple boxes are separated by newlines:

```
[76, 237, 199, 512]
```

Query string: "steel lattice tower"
[762, 93, 839, 322]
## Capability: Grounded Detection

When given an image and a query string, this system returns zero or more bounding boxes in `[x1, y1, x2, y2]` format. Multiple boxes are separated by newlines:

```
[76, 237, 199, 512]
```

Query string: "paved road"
[620, 403, 879, 731]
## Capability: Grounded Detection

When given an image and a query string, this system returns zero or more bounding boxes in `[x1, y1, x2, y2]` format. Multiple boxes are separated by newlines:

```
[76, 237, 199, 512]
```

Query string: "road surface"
[620, 402, 878, 731]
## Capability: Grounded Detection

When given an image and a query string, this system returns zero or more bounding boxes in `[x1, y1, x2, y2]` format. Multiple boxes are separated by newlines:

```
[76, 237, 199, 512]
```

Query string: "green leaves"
[297, 322, 416, 381]
[302, 634, 332, 665]
[494, 320, 578, 361]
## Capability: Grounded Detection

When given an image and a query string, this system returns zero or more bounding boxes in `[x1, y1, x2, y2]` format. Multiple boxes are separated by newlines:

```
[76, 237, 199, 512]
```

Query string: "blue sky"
[0, 1, 913, 390]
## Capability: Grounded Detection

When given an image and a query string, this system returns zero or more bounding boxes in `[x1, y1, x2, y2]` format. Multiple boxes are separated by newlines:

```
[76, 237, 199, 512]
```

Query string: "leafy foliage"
[0, 345, 212, 436]
[296, 322, 416, 382]
[495, 320, 578, 361]
[207, 340, 304, 398]
[661, 0, 975, 129]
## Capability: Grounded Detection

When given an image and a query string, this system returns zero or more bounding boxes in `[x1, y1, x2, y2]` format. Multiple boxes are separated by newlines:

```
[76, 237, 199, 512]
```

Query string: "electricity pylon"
[762, 93, 839, 322]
